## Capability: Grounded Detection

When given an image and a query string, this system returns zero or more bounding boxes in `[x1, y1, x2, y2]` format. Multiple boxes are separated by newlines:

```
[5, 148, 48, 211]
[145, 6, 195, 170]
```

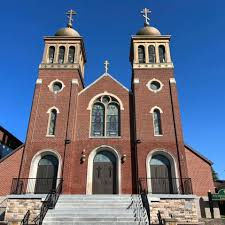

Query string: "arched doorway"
[35, 155, 59, 194]
[150, 154, 176, 194]
[92, 150, 117, 194]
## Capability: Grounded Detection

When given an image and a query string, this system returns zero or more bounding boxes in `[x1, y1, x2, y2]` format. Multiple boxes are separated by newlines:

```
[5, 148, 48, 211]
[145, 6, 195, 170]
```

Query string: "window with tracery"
[58, 46, 65, 64]
[68, 46, 75, 63]
[91, 96, 120, 137]
[149, 45, 156, 63]
[48, 46, 55, 63]
[48, 109, 57, 135]
[153, 109, 162, 135]
[138, 45, 145, 63]
[159, 45, 166, 63]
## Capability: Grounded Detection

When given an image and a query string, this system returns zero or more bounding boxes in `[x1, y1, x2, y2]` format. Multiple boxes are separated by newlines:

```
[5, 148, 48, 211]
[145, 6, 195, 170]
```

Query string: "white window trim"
[48, 79, 65, 94]
[150, 106, 163, 136]
[86, 145, 122, 194]
[27, 149, 62, 194]
[46, 106, 60, 137]
[146, 149, 180, 194]
[89, 95, 121, 138]
[146, 78, 164, 93]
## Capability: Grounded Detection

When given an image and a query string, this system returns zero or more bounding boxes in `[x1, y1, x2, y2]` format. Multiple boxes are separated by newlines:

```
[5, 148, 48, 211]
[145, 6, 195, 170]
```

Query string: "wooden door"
[35, 155, 58, 194]
[92, 151, 117, 194]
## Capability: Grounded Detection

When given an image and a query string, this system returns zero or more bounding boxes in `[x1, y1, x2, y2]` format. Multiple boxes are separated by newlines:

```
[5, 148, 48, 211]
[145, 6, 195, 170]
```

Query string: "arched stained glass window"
[58, 46, 65, 64]
[48, 109, 57, 136]
[91, 104, 105, 136]
[159, 45, 166, 63]
[91, 96, 120, 137]
[48, 46, 55, 64]
[138, 45, 145, 63]
[149, 45, 156, 63]
[153, 109, 162, 135]
[68, 46, 75, 63]
[106, 104, 119, 136]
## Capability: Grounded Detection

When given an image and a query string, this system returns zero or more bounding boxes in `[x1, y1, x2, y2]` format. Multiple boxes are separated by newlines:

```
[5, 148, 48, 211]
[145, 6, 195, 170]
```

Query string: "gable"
[78, 73, 129, 96]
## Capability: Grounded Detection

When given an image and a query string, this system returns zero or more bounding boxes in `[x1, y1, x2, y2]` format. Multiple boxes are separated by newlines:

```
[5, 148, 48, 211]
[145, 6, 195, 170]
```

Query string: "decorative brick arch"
[86, 145, 122, 194]
[87, 92, 124, 110]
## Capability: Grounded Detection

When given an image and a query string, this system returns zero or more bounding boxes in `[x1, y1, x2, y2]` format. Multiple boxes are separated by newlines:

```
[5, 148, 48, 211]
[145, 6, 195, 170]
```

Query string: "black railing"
[137, 180, 150, 225]
[20, 179, 63, 225]
[139, 178, 193, 195]
[21, 210, 30, 225]
[11, 178, 62, 195]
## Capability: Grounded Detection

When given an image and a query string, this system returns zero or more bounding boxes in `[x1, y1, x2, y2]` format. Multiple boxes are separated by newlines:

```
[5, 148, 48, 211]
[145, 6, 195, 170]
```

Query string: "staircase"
[43, 194, 149, 225]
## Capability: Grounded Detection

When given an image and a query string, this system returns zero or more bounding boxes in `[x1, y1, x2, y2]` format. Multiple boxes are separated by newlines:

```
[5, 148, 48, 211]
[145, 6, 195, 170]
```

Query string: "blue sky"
[0, 0, 224, 179]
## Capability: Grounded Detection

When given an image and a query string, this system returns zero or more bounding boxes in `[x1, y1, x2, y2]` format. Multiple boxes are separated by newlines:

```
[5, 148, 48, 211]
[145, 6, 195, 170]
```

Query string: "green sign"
[212, 189, 225, 201]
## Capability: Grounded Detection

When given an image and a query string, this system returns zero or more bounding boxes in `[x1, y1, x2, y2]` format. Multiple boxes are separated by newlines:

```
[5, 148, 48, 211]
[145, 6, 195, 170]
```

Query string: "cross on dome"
[66, 9, 77, 28]
[141, 8, 151, 26]
[104, 60, 110, 74]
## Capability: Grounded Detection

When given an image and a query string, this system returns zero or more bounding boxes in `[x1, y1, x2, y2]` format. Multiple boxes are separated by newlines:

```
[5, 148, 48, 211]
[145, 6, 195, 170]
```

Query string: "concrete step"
[44, 217, 136, 222]
[43, 222, 146, 225]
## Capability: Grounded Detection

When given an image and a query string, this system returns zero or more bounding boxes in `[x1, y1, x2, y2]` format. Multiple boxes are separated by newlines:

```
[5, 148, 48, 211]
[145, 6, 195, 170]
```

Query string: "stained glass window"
[48, 109, 57, 135]
[153, 109, 162, 135]
[48, 46, 55, 64]
[91, 104, 105, 136]
[106, 104, 119, 136]
[91, 96, 120, 137]
[68, 46, 75, 63]
[58, 46, 65, 64]
[138, 45, 145, 63]
[149, 45, 156, 63]
[159, 45, 166, 63]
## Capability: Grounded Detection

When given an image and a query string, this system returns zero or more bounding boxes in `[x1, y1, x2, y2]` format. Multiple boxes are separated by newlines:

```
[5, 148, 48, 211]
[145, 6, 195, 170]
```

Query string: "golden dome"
[136, 25, 161, 36]
[55, 27, 80, 37]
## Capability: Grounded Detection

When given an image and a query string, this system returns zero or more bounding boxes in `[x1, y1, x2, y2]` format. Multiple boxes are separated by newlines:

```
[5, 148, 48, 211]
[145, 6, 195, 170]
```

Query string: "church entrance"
[150, 154, 175, 194]
[92, 150, 117, 194]
[35, 155, 59, 194]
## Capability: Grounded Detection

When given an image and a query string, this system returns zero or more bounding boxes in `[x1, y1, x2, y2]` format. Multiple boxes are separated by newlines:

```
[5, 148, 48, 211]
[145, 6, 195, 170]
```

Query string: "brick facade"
[0, 17, 215, 198]
[185, 145, 214, 196]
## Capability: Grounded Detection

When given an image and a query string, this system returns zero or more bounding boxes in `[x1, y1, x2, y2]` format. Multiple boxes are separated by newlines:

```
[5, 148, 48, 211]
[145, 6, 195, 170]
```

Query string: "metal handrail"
[20, 210, 30, 225]
[139, 177, 193, 195]
[20, 179, 63, 225]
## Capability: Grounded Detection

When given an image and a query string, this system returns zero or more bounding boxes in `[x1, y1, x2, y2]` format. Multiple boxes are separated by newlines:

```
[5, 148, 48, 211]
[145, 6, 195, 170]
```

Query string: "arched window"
[159, 45, 166, 63]
[138, 45, 145, 63]
[48, 46, 55, 63]
[35, 155, 59, 194]
[150, 154, 174, 194]
[48, 109, 57, 135]
[149, 45, 156, 63]
[153, 109, 162, 135]
[58, 46, 65, 64]
[68, 46, 75, 63]
[91, 96, 120, 137]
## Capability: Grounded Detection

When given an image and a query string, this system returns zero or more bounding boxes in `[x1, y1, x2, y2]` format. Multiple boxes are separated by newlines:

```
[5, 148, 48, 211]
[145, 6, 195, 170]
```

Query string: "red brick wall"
[0, 146, 24, 196]
[133, 68, 188, 181]
[185, 146, 214, 196]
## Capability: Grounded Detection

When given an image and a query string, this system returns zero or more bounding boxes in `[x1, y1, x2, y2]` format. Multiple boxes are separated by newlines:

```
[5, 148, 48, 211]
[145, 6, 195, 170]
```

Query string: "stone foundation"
[4, 196, 43, 225]
[148, 195, 199, 224]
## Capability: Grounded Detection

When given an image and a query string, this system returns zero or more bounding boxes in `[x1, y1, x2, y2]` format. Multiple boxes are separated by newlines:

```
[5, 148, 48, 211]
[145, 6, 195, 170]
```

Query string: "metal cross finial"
[66, 9, 77, 28]
[104, 60, 110, 73]
[141, 8, 151, 26]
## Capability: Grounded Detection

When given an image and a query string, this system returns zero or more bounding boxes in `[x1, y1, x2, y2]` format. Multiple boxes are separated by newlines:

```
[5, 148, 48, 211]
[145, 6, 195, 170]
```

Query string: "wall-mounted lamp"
[136, 139, 141, 144]
[121, 154, 127, 164]
[80, 149, 86, 164]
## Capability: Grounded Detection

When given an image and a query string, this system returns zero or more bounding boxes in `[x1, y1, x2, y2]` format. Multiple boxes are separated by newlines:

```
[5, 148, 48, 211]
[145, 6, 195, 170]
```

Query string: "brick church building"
[0, 7, 215, 201]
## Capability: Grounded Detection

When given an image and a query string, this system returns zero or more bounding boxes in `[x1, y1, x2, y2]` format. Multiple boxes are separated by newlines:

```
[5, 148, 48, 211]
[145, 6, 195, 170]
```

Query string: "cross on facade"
[141, 8, 151, 26]
[66, 9, 77, 28]
[104, 60, 110, 73]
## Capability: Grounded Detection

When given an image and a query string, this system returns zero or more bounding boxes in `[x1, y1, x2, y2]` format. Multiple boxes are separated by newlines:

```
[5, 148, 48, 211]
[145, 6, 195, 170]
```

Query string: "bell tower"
[20, 10, 86, 193]
[130, 8, 188, 188]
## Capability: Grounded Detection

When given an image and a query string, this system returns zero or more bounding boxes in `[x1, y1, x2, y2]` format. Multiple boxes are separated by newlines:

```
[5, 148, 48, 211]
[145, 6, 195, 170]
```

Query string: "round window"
[53, 82, 63, 93]
[150, 81, 161, 91]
